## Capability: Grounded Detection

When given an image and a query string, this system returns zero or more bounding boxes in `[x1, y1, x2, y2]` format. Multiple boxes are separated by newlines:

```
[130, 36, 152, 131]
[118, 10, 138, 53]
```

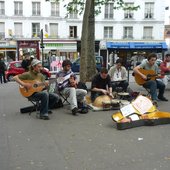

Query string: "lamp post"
[40, 29, 45, 66]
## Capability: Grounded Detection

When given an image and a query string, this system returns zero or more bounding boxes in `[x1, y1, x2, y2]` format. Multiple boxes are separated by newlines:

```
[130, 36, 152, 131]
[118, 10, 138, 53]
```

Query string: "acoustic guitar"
[19, 80, 46, 97]
[134, 69, 158, 85]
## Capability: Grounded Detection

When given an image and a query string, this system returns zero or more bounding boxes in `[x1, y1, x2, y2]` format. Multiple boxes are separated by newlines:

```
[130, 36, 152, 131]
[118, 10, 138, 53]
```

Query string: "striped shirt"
[56, 69, 76, 91]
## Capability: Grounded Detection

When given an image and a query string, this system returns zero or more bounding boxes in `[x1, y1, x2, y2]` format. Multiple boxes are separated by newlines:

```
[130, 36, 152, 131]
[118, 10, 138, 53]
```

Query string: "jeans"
[63, 87, 87, 110]
[112, 80, 129, 92]
[29, 91, 60, 116]
[143, 80, 165, 100]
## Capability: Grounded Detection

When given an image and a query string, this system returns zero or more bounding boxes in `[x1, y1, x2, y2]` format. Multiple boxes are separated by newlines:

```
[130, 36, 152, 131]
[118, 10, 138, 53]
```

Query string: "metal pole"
[40, 29, 44, 66]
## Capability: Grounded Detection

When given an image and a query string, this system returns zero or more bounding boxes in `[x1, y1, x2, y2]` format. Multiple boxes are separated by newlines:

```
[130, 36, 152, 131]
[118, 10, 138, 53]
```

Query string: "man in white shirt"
[108, 59, 129, 92]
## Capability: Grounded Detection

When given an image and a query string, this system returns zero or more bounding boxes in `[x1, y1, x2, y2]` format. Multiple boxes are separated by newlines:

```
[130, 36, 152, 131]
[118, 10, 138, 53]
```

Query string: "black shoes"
[158, 96, 168, 101]
[79, 107, 88, 114]
[72, 107, 79, 116]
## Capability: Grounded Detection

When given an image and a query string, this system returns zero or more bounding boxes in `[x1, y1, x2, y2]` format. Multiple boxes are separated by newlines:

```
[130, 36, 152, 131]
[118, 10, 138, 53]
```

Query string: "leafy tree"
[46, 0, 139, 82]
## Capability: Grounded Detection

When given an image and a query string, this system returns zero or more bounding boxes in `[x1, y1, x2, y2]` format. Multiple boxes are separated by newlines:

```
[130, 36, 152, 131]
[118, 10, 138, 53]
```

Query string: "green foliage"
[45, 0, 140, 16]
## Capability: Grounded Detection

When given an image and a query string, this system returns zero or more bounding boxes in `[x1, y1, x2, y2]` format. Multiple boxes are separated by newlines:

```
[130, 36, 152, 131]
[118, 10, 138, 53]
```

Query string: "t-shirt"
[139, 59, 159, 74]
[18, 70, 45, 82]
[91, 73, 112, 90]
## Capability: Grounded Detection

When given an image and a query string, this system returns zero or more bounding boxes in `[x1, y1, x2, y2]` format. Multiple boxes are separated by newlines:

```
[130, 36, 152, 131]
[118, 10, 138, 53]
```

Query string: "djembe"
[93, 95, 112, 109]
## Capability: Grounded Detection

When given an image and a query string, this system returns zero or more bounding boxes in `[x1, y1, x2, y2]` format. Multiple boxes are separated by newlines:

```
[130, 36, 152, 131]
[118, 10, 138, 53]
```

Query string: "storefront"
[42, 39, 78, 72]
[16, 40, 40, 60]
[99, 41, 168, 68]
[0, 40, 16, 62]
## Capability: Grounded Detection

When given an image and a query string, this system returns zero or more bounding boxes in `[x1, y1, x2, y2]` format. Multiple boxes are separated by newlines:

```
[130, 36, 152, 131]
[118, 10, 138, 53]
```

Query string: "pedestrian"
[0, 55, 7, 83]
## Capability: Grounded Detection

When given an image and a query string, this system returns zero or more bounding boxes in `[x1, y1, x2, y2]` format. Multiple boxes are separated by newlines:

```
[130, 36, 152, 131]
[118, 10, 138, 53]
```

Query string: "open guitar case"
[112, 111, 170, 130]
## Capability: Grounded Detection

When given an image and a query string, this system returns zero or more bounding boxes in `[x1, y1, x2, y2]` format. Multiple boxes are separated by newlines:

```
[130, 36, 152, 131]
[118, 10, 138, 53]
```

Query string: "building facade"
[0, 0, 168, 67]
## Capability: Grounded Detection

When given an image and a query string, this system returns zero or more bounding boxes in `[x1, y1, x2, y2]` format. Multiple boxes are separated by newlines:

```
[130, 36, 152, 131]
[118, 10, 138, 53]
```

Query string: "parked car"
[5, 61, 51, 81]
[71, 56, 103, 72]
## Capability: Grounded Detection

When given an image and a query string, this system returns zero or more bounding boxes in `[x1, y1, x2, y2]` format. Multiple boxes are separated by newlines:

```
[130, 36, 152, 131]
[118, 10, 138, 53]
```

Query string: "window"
[0, 1, 5, 15]
[104, 27, 113, 39]
[14, 1, 23, 16]
[143, 27, 153, 39]
[32, 2, 41, 16]
[123, 27, 133, 39]
[50, 23, 58, 37]
[14, 23, 22, 38]
[69, 26, 77, 38]
[32, 23, 40, 37]
[51, 2, 59, 16]
[144, 2, 154, 19]
[69, 4, 77, 19]
[104, 3, 114, 19]
[0, 22, 5, 39]
[124, 3, 134, 19]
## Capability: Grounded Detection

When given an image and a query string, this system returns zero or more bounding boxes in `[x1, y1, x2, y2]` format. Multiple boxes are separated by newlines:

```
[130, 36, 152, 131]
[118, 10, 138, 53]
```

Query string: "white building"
[0, 0, 168, 64]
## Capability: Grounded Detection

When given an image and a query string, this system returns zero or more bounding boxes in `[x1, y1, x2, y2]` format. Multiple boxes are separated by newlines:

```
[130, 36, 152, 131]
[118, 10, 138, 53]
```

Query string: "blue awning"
[106, 42, 168, 50]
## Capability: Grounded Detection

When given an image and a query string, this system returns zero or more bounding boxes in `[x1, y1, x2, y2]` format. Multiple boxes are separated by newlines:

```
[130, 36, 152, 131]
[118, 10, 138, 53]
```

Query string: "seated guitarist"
[13, 59, 61, 120]
[133, 53, 168, 102]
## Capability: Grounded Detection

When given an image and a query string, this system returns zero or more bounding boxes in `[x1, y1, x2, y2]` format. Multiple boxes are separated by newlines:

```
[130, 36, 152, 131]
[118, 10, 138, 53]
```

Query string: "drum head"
[93, 95, 111, 107]
[118, 92, 129, 96]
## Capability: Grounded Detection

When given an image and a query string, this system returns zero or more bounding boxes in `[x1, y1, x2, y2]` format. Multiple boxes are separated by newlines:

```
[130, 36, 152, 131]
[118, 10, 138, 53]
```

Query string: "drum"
[111, 99, 120, 108]
[93, 95, 111, 108]
[117, 92, 129, 100]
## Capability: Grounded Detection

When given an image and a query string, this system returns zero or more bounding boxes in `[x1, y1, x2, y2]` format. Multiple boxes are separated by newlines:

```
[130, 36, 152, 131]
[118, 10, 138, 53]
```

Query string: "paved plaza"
[0, 74, 170, 170]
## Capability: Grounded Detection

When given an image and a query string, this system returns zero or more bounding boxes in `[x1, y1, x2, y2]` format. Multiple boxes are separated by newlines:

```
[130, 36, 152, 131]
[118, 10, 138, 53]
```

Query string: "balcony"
[142, 36, 153, 40]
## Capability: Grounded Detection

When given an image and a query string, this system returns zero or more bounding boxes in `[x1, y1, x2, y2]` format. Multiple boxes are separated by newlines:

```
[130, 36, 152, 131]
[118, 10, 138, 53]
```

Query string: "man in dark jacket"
[0, 56, 7, 83]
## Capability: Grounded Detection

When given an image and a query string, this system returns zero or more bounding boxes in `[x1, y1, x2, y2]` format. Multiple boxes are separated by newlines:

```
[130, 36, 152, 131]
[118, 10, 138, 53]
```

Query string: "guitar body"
[134, 69, 157, 85]
[19, 80, 45, 97]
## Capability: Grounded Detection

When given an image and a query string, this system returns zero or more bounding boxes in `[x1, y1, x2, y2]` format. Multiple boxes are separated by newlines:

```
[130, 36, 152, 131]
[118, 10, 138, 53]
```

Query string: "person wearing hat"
[160, 53, 170, 87]
[56, 59, 88, 116]
[13, 59, 61, 120]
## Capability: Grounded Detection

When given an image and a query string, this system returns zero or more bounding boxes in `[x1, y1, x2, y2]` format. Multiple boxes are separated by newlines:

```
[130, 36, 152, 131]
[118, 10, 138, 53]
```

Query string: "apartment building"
[0, 0, 168, 64]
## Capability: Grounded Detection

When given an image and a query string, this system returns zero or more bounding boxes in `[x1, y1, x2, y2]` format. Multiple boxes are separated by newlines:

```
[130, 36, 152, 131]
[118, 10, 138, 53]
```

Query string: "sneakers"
[72, 107, 79, 116]
[39, 115, 50, 120]
[158, 96, 168, 101]
[79, 107, 88, 114]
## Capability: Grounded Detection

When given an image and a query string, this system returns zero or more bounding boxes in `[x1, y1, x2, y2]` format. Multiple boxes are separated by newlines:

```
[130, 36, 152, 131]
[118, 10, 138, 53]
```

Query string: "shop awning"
[106, 42, 168, 50]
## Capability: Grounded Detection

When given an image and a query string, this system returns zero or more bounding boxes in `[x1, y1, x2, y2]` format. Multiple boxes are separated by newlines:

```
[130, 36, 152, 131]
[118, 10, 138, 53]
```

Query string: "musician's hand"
[108, 92, 114, 98]
[23, 83, 32, 89]
[101, 89, 108, 95]
[141, 74, 147, 80]
[44, 81, 49, 87]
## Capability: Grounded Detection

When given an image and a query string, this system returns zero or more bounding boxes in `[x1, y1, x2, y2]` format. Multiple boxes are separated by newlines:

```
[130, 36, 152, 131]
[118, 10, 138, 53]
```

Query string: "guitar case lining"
[112, 111, 170, 130]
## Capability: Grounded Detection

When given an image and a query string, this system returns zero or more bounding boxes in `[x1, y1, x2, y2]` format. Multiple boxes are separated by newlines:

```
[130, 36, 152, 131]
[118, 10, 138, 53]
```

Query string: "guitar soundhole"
[33, 84, 38, 88]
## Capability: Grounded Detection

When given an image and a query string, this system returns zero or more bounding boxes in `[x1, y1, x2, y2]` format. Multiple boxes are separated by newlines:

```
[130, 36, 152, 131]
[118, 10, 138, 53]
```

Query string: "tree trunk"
[80, 0, 96, 83]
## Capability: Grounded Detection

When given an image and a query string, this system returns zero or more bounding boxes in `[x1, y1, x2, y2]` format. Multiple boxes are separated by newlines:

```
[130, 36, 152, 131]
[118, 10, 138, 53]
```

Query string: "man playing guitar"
[13, 59, 60, 120]
[133, 53, 168, 102]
